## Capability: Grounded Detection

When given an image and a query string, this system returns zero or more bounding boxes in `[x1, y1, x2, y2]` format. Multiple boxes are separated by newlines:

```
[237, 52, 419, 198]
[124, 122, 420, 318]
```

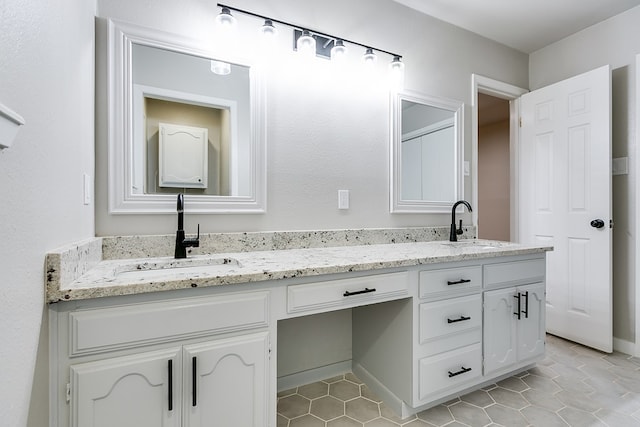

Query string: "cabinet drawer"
[287, 272, 409, 314]
[484, 258, 545, 289]
[419, 266, 482, 298]
[418, 343, 482, 400]
[419, 294, 481, 344]
[69, 291, 269, 356]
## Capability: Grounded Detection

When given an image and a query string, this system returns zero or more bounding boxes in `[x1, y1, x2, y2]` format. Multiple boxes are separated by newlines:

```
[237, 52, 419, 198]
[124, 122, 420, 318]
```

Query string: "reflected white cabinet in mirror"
[390, 91, 464, 213]
[107, 20, 266, 213]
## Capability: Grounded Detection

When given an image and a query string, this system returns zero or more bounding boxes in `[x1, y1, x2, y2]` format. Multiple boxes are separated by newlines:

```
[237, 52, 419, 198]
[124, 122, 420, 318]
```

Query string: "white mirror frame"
[107, 19, 267, 214]
[390, 90, 464, 213]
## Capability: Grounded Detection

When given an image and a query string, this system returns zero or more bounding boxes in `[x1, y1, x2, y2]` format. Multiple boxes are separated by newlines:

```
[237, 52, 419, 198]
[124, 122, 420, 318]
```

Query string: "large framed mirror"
[390, 90, 464, 213]
[107, 20, 266, 213]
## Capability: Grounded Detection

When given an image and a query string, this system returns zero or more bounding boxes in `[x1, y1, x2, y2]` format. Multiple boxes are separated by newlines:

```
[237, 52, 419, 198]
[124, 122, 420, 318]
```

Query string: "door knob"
[590, 219, 605, 229]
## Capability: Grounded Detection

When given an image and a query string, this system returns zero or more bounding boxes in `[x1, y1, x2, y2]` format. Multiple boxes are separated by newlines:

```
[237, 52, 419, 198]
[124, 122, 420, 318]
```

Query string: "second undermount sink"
[112, 257, 242, 280]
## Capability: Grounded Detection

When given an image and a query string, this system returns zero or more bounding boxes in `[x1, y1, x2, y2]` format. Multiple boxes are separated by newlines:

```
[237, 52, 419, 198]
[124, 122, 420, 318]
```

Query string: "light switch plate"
[338, 190, 349, 209]
[83, 174, 91, 205]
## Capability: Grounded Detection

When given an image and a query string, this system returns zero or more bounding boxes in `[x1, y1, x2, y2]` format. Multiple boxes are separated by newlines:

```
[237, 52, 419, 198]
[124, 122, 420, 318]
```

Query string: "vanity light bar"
[216, 3, 402, 64]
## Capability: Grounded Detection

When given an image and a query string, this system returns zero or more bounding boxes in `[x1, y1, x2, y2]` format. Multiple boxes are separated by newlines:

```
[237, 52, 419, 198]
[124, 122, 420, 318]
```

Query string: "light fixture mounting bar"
[216, 3, 402, 59]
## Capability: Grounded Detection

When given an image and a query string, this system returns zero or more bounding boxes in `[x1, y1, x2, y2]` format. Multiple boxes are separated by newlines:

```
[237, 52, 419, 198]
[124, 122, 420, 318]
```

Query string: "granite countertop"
[46, 238, 551, 303]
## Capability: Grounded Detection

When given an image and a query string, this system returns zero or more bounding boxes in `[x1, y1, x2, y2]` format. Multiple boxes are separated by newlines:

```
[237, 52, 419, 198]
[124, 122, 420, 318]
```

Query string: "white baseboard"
[613, 336, 636, 356]
[277, 361, 352, 392]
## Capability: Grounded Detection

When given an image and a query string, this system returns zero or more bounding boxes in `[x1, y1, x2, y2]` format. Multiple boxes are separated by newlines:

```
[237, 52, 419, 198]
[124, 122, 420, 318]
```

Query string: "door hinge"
[66, 383, 71, 403]
[268, 341, 272, 360]
[610, 219, 614, 229]
[519, 117, 522, 127]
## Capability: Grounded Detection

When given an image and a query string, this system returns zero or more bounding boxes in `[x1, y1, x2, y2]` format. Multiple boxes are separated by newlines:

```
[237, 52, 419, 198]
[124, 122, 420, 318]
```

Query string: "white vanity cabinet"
[482, 258, 546, 376]
[51, 290, 271, 427]
[483, 283, 546, 375]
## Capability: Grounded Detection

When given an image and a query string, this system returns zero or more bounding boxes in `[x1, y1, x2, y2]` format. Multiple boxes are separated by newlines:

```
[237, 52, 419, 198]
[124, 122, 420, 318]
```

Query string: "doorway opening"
[477, 94, 510, 241]
[471, 75, 528, 243]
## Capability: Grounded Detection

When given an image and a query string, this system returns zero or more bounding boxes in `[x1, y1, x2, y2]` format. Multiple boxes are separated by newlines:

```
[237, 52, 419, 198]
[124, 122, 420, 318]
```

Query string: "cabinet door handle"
[168, 359, 173, 411]
[522, 291, 529, 318]
[513, 293, 521, 320]
[447, 279, 471, 286]
[343, 287, 376, 297]
[192, 356, 197, 407]
[447, 315, 471, 324]
[448, 366, 472, 378]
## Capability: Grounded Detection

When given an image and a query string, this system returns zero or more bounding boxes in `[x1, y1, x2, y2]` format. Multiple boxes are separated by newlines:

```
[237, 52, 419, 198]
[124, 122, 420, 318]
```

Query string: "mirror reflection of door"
[477, 94, 510, 241]
[401, 101, 456, 202]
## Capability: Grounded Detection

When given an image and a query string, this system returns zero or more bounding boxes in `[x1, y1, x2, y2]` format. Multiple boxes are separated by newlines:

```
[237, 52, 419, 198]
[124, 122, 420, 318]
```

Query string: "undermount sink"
[440, 240, 507, 250]
[112, 257, 242, 280]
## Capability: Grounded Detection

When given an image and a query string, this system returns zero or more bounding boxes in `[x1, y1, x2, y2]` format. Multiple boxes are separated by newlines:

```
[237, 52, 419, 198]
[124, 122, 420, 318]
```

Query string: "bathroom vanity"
[47, 234, 550, 427]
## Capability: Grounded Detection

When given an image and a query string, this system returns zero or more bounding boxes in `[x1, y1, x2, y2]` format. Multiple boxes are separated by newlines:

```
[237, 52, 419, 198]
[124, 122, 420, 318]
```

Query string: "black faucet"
[450, 200, 472, 242]
[175, 193, 200, 259]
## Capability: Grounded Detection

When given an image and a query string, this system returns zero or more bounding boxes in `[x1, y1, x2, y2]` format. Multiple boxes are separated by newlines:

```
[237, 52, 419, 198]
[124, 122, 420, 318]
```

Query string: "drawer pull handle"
[343, 287, 376, 297]
[448, 366, 472, 378]
[447, 279, 471, 286]
[514, 293, 522, 320]
[168, 359, 173, 411]
[192, 356, 197, 407]
[447, 315, 471, 324]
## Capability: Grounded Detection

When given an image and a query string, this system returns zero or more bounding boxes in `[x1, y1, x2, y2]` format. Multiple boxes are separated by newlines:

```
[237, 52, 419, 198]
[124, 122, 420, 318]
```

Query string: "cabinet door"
[70, 348, 181, 427]
[483, 287, 517, 375]
[517, 283, 546, 361]
[183, 332, 269, 427]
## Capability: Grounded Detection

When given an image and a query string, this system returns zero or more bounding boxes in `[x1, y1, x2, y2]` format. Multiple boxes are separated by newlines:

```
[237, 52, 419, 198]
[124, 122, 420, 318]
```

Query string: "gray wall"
[0, 1, 96, 425]
[95, 0, 529, 236]
[529, 5, 640, 346]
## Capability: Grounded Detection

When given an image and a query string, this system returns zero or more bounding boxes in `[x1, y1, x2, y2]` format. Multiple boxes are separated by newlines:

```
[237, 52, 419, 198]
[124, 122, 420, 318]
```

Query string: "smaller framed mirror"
[107, 20, 266, 214]
[390, 91, 464, 213]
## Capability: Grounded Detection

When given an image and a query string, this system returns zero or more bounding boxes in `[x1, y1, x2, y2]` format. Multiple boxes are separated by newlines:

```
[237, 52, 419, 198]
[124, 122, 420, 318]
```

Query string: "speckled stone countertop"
[46, 231, 551, 303]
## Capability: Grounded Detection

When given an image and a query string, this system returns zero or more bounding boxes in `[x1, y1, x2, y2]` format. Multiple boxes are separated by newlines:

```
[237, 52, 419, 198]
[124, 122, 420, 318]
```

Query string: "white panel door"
[520, 65, 612, 352]
[183, 332, 269, 427]
[70, 348, 182, 427]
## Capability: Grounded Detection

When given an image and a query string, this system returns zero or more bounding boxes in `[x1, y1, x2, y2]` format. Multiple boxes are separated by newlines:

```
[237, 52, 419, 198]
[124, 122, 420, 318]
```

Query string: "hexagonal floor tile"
[416, 404, 454, 426]
[488, 387, 528, 410]
[311, 395, 345, 421]
[346, 397, 380, 422]
[330, 380, 361, 401]
[299, 381, 329, 399]
[448, 401, 491, 427]
[289, 414, 325, 427]
[278, 394, 311, 419]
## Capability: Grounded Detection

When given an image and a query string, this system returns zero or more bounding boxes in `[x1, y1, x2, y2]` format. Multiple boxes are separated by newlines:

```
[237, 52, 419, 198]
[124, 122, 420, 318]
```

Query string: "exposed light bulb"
[260, 19, 278, 39]
[389, 56, 405, 90]
[296, 30, 316, 57]
[330, 39, 347, 62]
[215, 7, 237, 29]
[362, 48, 377, 67]
[211, 60, 231, 75]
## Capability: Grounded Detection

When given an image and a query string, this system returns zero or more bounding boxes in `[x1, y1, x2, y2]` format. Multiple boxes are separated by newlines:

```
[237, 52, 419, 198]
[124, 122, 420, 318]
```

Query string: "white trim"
[635, 53, 640, 357]
[471, 74, 528, 241]
[107, 19, 267, 214]
[276, 360, 352, 392]
[390, 90, 464, 213]
[614, 336, 635, 356]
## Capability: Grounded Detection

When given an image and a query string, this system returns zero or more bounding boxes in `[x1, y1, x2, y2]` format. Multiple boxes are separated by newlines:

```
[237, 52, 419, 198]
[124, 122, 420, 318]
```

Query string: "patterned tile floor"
[276, 334, 640, 426]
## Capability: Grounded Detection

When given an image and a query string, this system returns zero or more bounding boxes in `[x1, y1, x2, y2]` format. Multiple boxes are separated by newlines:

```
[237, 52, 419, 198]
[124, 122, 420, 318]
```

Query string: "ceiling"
[392, 0, 640, 53]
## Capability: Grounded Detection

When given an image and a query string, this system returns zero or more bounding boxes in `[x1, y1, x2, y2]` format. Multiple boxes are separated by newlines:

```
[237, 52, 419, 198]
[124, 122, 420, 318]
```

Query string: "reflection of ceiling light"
[330, 40, 347, 62]
[260, 19, 277, 38]
[296, 30, 316, 57]
[215, 7, 237, 28]
[211, 60, 231, 75]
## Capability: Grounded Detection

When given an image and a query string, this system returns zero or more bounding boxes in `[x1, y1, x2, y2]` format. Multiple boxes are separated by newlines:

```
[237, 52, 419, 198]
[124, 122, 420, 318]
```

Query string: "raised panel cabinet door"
[517, 283, 546, 362]
[70, 347, 182, 427]
[183, 331, 270, 427]
[483, 287, 518, 375]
